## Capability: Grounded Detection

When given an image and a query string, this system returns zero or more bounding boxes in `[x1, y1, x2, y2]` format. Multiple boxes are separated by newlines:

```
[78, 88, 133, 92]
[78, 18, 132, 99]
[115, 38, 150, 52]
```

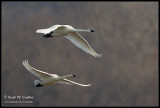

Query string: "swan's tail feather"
[36, 29, 50, 34]
[36, 29, 44, 33]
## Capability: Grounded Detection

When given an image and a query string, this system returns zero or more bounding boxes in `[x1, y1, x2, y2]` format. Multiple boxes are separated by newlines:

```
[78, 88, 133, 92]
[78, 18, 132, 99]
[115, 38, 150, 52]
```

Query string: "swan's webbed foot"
[43, 35, 53, 38]
[35, 84, 43, 87]
[43, 31, 53, 38]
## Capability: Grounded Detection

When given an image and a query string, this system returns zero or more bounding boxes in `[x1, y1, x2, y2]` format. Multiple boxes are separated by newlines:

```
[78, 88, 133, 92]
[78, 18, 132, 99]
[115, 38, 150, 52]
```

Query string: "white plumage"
[22, 60, 91, 87]
[36, 24, 102, 58]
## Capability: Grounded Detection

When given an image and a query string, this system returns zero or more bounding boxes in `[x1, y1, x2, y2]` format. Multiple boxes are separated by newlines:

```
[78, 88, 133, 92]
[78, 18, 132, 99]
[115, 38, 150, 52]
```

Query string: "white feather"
[36, 24, 102, 58]
[22, 60, 91, 87]
[22, 60, 52, 78]
[62, 78, 91, 87]
[65, 33, 102, 57]
[36, 24, 61, 34]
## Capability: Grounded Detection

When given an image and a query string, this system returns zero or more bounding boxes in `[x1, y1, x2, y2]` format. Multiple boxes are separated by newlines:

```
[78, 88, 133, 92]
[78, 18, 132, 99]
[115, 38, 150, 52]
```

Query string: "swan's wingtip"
[84, 84, 91, 87]
[88, 84, 91, 86]
[22, 59, 29, 64]
[95, 54, 102, 58]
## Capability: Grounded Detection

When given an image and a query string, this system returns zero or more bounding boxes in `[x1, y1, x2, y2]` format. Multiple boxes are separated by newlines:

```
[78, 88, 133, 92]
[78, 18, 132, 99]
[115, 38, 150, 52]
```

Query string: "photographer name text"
[4, 95, 33, 100]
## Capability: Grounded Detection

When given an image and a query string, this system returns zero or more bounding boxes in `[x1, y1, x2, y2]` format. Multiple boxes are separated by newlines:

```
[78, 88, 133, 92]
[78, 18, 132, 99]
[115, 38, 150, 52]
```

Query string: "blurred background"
[1, 2, 158, 106]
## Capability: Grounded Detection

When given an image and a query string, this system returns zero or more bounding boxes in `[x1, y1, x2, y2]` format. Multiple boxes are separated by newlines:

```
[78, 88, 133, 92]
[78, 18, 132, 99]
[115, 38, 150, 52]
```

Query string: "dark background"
[1, 2, 158, 106]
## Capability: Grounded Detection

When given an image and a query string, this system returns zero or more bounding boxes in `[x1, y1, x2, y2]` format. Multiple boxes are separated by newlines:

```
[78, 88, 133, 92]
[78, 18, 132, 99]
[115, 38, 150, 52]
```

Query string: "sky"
[1, 1, 158, 106]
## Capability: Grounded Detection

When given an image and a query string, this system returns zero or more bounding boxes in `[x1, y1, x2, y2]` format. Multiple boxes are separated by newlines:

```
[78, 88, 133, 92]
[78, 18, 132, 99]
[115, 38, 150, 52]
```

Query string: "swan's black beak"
[72, 74, 76, 77]
[90, 30, 94, 32]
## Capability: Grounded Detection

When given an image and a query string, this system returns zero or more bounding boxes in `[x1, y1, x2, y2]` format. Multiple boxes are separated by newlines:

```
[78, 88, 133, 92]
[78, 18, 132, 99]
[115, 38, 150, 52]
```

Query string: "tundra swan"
[36, 24, 102, 58]
[22, 60, 91, 87]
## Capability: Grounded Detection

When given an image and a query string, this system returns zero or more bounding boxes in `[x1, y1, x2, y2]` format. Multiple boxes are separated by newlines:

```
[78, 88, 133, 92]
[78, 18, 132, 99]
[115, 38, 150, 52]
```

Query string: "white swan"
[22, 60, 91, 87]
[36, 24, 102, 58]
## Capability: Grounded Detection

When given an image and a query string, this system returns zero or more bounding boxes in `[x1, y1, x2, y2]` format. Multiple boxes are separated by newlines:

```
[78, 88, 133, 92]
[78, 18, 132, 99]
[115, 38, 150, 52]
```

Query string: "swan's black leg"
[43, 35, 53, 38]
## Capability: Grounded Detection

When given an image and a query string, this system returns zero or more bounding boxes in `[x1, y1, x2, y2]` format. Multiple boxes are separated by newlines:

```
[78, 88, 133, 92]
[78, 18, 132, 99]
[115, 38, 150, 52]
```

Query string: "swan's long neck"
[60, 74, 75, 79]
[74, 29, 91, 32]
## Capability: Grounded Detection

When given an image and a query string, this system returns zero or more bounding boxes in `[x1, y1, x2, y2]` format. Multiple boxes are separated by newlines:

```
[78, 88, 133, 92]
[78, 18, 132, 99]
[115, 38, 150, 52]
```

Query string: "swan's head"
[34, 80, 43, 87]
[90, 30, 94, 32]
[72, 74, 76, 77]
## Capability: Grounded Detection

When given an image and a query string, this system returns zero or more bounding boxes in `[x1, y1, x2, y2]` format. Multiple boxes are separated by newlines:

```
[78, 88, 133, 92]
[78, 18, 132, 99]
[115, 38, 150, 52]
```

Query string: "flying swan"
[22, 60, 91, 87]
[36, 24, 102, 58]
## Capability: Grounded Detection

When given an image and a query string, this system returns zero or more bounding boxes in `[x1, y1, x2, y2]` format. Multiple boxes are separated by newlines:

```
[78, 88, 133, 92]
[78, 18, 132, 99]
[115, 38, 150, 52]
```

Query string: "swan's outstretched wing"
[65, 33, 102, 58]
[36, 24, 61, 34]
[59, 78, 91, 87]
[22, 60, 52, 79]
